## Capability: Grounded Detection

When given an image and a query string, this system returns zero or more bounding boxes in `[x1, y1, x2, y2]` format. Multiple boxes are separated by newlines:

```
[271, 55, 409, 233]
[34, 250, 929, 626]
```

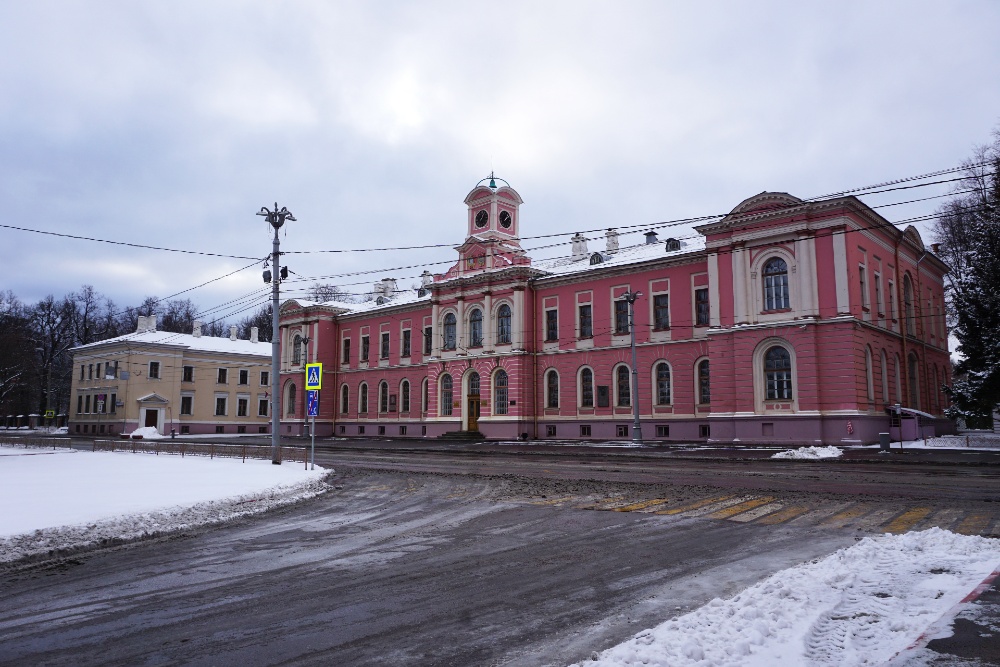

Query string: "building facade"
[69, 316, 272, 436]
[278, 180, 953, 445]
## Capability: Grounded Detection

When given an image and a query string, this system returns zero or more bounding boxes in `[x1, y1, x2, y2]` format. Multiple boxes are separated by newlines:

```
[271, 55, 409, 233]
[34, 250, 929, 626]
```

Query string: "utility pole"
[624, 290, 643, 444]
[258, 203, 296, 465]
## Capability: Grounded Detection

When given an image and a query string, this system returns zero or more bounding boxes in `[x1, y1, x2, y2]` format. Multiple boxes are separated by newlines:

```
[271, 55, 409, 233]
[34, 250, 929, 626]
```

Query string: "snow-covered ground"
[0, 446, 329, 563]
[573, 528, 1000, 667]
[772, 446, 843, 460]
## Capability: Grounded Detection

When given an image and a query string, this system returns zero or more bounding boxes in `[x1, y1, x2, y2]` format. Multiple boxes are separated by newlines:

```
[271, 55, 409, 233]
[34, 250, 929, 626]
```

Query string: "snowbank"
[128, 426, 164, 439]
[572, 528, 1000, 667]
[0, 448, 329, 563]
[771, 446, 843, 460]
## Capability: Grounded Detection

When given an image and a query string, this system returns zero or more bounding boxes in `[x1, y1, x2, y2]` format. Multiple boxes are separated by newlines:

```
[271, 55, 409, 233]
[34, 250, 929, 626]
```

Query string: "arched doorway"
[464, 371, 481, 432]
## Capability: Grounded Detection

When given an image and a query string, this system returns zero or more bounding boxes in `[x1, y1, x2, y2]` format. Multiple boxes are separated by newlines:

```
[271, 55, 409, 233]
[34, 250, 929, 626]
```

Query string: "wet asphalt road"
[0, 470, 854, 667]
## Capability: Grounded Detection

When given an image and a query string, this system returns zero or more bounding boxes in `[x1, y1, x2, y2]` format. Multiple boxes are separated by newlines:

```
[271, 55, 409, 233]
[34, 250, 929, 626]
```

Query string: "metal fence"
[91, 439, 308, 464]
[0, 435, 74, 450]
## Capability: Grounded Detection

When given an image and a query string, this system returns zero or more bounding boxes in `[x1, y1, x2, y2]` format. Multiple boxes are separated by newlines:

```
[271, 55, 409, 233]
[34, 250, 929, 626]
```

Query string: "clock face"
[499, 210, 512, 229]
[475, 210, 489, 228]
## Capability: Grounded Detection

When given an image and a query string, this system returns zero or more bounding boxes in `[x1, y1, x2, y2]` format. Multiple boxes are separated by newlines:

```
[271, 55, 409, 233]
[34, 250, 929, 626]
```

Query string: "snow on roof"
[73, 330, 271, 357]
[292, 288, 432, 318]
[534, 236, 706, 279]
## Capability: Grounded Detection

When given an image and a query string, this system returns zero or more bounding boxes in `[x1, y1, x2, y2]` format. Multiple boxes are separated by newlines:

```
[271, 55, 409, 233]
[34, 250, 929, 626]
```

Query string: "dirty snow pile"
[0, 447, 329, 563]
[572, 528, 1000, 667]
[771, 445, 843, 460]
[127, 426, 164, 439]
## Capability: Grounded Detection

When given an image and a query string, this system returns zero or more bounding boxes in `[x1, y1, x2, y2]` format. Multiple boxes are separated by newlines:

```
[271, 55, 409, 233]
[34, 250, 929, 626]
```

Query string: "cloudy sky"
[2, 1, 998, 322]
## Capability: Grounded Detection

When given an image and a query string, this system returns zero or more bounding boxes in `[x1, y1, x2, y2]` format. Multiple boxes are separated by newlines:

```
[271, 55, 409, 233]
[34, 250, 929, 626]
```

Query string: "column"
[512, 288, 525, 349]
[431, 301, 441, 357]
[483, 292, 493, 351]
[455, 297, 465, 354]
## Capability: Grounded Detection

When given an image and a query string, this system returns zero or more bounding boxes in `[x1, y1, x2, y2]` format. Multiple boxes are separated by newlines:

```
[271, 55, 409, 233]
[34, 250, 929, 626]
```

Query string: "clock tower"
[464, 173, 523, 241]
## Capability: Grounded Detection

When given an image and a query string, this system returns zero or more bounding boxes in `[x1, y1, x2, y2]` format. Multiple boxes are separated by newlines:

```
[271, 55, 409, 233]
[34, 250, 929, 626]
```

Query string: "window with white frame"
[616, 365, 631, 406]
[653, 294, 670, 330]
[148, 361, 160, 379]
[580, 367, 594, 407]
[401, 380, 410, 412]
[496, 304, 512, 344]
[443, 313, 457, 350]
[237, 397, 249, 417]
[764, 346, 792, 400]
[578, 304, 593, 338]
[379, 381, 389, 412]
[341, 384, 349, 413]
[494, 370, 509, 415]
[180, 395, 193, 415]
[440, 374, 453, 416]
[614, 300, 629, 335]
[546, 370, 559, 408]
[859, 264, 869, 310]
[359, 383, 368, 413]
[469, 308, 483, 347]
[545, 309, 558, 342]
[215, 395, 228, 416]
[655, 362, 671, 405]
[697, 359, 711, 405]
[762, 257, 790, 311]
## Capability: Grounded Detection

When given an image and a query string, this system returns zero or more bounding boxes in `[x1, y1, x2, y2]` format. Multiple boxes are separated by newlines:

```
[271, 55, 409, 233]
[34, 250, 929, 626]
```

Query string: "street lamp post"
[258, 203, 296, 465]
[623, 291, 643, 444]
[35, 346, 52, 429]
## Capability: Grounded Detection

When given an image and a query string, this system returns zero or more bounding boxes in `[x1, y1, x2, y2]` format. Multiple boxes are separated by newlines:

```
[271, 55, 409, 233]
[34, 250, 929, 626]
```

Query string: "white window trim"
[751, 338, 798, 414]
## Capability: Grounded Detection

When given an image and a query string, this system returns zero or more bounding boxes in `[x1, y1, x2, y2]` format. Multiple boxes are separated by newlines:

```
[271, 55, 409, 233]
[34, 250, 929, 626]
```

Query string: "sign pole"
[305, 360, 322, 471]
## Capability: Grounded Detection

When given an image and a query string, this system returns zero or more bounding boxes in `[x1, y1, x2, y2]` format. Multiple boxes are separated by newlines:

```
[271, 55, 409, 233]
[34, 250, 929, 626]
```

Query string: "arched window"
[440, 374, 453, 416]
[443, 313, 457, 350]
[422, 378, 429, 413]
[401, 380, 410, 413]
[764, 347, 792, 400]
[341, 384, 349, 414]
[865, 346, 874, 402]
[497, 304, 512, 345]
[292, 334, 303, 364]
[359, 383, 368, 414]
[903, 275, 915, 336]
[469, 372, 480, 396]
[286, 383, 297, 416]
[908, 353, 919, 409]
[546, 370, 559, 408]
[494, 370, 509, 415]
[616, 365, 631, 407]
[932, 365, 939, 411]
[379, 381, 389, 413]
[580, 367, 594, 407]
[698, 359, 711, 405]
[894, 354, 902, 404]
[469, 308, 483, 347]
[656, 363, 672, 405]
[881, 350, 889, 403]
[763, 258, 790, 311]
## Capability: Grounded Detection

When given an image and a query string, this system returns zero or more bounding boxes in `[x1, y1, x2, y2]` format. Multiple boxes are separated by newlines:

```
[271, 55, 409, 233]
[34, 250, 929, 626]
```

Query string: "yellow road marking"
[956, 513, 993, 536]
[821, 504, 870, 528]
[578, 497, 624, 510]
[531, 496, 574, 506]
[655, 495, 735, 515]
[708, 497, 775, 519]
[756, 506, 810, 525]
[924, 509, 965, 531]
[614, 498, 671, 512]
[882, 507, 933, 534]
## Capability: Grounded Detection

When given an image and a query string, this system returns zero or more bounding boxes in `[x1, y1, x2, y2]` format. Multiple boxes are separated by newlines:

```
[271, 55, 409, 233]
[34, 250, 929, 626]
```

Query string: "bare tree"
[307, 283, 351, 303]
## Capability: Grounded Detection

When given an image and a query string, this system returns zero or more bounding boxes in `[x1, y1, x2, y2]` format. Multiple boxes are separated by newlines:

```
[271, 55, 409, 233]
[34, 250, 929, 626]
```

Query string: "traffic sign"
[44, 410, 55, 419]
[306, 390, 319, 417]
[305, 363, 322, 390]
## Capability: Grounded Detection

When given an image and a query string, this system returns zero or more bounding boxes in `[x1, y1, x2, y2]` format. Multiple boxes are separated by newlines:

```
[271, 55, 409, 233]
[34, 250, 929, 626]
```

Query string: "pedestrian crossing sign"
[305, 363, 322, 390]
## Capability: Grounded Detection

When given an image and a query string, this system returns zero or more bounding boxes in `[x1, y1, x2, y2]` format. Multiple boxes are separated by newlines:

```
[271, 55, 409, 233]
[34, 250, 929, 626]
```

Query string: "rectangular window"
[109, 393, 116, 414]
[656, 425, 670, 437]
[699, 424, 710, 438]
[888, 280, 897, 320]
[859, 265, 869, 309]
[402, 329, 411, 357]
[77, 395, 83, 414]
[180, 396, 193, 415]
[237, 425, 246, 434]
[578, 304, 593, 338]
[239, 369, 249, 385]
[653, 294, 670, 330]
[181, 425, 190, 434]
[80, 365, 85, 380]
[260, 371, 269, 386]
[695, 288, 710, 326]
[85, 395, 91, 413]
[361, 336, 370, 361]
[342, 338, 351, 364]
[400, 425, 407, 436]
[88, 364, 93, 380]
[215, 425, 224, 434]
[182, 366, 194, 382]
[616, 425, 629, 438]
[546, 425, 556, 437]
[237, 398, 248, 417]
[423, 326, 432, 355]
[381, 332, 390, 359]
[614, 300, 629, 334]
[217, 368, 228, 384]
[258, 397, 268, 416]
[580, 425, 592, 437]
[359, 425, 365, 435]
[95, 363, 102, 379]
[545, 309, 558, 341]
[215, 396, 227, 416]
[378, 425, 386, 435]
[148, 362, 160, 379]
[875, 273, 884, 315]
[259, 426, 267, 434]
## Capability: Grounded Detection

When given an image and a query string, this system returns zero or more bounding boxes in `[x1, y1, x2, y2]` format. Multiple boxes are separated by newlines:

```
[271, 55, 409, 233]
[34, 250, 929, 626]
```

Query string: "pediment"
[136, 393, 170, 404]
[726, 192, 804, 218]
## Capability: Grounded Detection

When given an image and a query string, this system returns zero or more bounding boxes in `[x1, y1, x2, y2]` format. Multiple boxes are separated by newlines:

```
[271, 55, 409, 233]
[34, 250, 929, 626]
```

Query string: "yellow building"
[69, 316, 272, 437]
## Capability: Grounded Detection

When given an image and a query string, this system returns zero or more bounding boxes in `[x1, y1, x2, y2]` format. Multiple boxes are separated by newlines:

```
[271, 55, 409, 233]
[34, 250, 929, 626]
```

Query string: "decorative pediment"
[902, 225, 925, 251]
[136, 393, 170, 404]
[726, 192, 804, 218]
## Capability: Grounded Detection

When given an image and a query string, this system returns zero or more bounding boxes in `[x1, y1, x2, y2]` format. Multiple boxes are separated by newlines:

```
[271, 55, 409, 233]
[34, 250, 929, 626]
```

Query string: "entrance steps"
[438, 430, 486, 441]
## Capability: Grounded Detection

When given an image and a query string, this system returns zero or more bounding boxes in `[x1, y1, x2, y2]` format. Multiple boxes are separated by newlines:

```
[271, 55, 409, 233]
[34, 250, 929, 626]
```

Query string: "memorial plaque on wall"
[389, 394, 397, 412]
[597, 385, 610, 407]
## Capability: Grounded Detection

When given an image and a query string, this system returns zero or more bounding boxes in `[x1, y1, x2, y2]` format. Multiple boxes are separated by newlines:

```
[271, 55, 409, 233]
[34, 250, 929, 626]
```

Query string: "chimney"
[136, 316, 146, 333]
[192, 320, 202, 338]
[570, 233, 588, 262]
[229, 325, 238, 341]
[251, 326, 259, 343]
[605, 228, 619, 254]
[381, 278, 397, 298]
[147, 314, 157, 332]
[420, 270, 433, 288]
[931, 243, 941, 254]
[644, 231, 658, 245]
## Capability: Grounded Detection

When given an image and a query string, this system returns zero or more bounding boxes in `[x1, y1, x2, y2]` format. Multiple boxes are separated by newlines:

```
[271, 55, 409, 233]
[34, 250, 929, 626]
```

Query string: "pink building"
[278, 179, 953, 445]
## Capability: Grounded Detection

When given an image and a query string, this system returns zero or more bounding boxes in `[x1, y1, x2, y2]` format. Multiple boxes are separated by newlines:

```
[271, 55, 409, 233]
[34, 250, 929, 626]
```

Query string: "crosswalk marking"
[729, 502, 783, 523]
[708, 497, 775, 520]
[755, 506, 810, 525]
[655, 495, 735, 515]
[853, 507, 902, 531]
[821, 504, 871, 528]
[614, 498, 671, 512]
[683, 496, 755, 517]
[923, 508, 966, 531]
[883, 507, 933, 534]
[956, 513, 993, 536]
